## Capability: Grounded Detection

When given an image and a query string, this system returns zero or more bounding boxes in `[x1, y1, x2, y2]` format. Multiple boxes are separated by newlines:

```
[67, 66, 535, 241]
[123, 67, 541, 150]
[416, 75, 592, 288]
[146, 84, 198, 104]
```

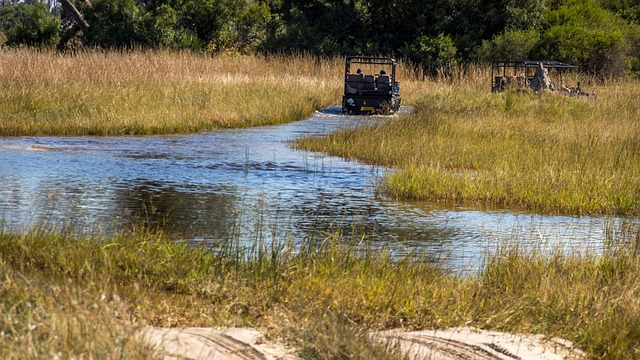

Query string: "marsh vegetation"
[296, 72, 640, 216]
[0, 49, 342, 136]
[2, 49, 640, 359]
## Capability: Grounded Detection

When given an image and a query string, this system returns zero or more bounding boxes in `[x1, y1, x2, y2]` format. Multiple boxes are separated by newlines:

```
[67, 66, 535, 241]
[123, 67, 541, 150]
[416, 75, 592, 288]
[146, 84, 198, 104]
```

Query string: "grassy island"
[296, 74, 640, 216]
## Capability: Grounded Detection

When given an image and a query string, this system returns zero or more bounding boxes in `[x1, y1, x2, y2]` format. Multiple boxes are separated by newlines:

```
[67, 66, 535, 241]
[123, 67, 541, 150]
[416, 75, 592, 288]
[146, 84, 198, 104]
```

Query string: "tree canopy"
[2, 0, 640, 77]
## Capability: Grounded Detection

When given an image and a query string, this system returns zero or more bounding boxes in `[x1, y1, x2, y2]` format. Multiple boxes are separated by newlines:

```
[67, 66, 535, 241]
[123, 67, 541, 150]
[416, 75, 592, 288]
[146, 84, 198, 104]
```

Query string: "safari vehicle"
[491, 60, 595, 97]
[342, 56, 401, 114]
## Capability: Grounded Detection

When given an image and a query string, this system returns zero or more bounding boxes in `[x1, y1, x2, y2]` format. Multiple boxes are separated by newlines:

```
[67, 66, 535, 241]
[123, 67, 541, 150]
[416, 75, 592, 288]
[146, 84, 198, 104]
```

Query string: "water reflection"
[112, 182, 239, 239]
[0, 107, 625, 272]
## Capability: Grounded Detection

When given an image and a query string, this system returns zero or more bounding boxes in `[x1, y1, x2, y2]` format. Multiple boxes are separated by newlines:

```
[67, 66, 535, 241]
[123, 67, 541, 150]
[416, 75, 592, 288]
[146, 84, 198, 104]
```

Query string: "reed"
[1, 224, 640, 359]
[296, 71, 640, 215]
[0, 49, 342, 136]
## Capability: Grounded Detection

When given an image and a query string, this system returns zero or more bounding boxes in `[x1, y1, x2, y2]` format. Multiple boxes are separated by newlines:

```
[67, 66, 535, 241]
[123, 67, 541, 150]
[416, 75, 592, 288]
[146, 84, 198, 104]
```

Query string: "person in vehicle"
[376, 69, 391, 91]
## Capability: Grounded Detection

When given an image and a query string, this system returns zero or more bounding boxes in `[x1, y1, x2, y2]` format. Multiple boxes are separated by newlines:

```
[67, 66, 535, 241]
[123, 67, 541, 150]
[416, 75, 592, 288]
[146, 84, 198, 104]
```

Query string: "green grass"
[1, 225, 640, 358]
[295, 81, 640, 216]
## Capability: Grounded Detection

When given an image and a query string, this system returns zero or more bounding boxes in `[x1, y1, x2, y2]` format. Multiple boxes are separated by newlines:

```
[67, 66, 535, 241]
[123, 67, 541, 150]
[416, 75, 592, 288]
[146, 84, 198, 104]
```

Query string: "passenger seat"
[377, 74, 391, 92]
[363, 74, 376, 90]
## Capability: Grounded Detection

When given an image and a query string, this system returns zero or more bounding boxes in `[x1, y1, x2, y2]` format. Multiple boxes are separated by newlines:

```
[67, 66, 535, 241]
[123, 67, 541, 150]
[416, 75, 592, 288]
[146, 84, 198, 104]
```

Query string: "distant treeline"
[2, 0, 640, 77]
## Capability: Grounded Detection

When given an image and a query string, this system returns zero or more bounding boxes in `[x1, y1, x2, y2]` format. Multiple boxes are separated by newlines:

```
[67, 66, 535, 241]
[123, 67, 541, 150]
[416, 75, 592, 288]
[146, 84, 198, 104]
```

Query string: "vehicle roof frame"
[345, 56, 397, 79]
[491, 60, 581, 92]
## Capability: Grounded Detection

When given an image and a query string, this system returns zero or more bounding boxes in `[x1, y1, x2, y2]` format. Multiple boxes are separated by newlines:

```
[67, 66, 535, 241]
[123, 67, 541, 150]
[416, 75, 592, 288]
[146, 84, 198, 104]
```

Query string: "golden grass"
[1, 226, 640, 359]
[0, 49, 344, 136]
[296, 70, 640, 215]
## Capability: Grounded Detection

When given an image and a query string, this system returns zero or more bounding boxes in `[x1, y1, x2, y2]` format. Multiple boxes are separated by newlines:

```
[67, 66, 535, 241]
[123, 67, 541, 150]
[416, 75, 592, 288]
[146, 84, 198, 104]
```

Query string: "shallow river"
[0, 107, 621, 272]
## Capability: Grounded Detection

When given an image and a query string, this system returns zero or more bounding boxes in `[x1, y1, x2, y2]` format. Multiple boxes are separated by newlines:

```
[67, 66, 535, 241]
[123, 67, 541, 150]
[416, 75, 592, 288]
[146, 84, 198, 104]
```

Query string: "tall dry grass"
[0, 49, 343, 136]
[296, 67, 640, 215]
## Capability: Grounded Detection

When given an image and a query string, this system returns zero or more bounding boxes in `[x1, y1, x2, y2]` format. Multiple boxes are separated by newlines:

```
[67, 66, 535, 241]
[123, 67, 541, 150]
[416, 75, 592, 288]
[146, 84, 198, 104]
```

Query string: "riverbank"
[296, 80, 640, 216]
[1, 228, 638, 358]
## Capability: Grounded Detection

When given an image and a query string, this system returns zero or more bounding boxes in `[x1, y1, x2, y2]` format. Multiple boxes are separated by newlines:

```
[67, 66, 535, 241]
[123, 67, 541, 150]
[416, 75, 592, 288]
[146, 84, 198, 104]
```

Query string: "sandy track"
[144, 326, 588, 360]
[143, 327, 298, 360]
[372, 327, 588, 360]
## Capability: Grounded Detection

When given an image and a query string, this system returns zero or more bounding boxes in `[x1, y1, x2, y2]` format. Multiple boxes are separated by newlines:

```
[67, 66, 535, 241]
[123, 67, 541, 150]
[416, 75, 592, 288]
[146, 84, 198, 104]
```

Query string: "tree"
[535, 1, 630, 76]
[402, 33, 458, 77]
[475, 29, 540, 61]
[137, 4, 177, 48]
[82, 0, 140, 48]
[231, 1, 271, 53]
[3, 3, 60, 47]
[263, 0, 369, 55]
[180, 0, 241, 51]
[503, 0, 546, 31]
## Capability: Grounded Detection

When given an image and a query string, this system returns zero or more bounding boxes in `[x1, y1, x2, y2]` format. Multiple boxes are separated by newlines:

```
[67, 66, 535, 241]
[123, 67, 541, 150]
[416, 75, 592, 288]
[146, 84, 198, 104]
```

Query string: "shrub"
[535, 1, 630, 76]
[402, 33, 458, 78]
[476, 29, 540, 62]
[83, 0, 141, 48]
[4, 3, 59, 47]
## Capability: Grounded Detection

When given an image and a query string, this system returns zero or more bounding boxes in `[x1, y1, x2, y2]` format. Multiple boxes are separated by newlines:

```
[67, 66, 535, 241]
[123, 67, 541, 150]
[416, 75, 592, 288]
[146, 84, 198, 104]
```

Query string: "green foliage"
[402, 34, 458, 77]
[597, 0, 640, 22]
[263, 0, 368, 55]
[476, 29, 540, 61]
[137, 4, 177, 48]
[232, 2, 272, 53]
[4, 0, 640, 76]
[180, 0, 245, 51]
[626, 22, 640, 74]
[172, 30, 206, 50]
[2, 3, 59, 47]
[83, 0, 141, 48]
[536, 0, 630, 76]
[504, 0, 546, 30]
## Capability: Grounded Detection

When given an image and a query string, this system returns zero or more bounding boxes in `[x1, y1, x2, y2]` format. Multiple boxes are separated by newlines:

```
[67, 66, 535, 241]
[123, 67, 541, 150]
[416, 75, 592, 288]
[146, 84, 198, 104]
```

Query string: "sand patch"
[144, 326, 588, 360]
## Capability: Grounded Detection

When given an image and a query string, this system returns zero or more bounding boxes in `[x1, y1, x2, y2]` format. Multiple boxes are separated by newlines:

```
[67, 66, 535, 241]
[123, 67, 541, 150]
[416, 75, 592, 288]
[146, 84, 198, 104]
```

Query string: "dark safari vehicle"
[342, 56, 401, 114]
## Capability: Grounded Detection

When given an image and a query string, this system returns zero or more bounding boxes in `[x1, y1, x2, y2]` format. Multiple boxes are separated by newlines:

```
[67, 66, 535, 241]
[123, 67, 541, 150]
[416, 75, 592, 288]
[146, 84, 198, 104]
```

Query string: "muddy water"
[0, 107, 618, 272]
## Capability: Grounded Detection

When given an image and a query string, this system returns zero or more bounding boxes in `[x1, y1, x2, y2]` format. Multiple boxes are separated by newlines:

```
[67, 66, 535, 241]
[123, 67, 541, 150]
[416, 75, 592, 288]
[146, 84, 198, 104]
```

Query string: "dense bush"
[2, 3, 59, 47]
[476, 29, 540, 62]
[402, 34, 458, 77]
[535, 0, 632, 76]
[2, 0, 640, 77]
[82, 0, 140, 48]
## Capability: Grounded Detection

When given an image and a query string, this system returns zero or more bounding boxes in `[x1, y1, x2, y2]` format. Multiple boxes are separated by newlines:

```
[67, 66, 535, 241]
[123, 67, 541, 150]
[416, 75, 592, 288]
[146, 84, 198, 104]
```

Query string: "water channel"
[0, 107, 621, 273]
